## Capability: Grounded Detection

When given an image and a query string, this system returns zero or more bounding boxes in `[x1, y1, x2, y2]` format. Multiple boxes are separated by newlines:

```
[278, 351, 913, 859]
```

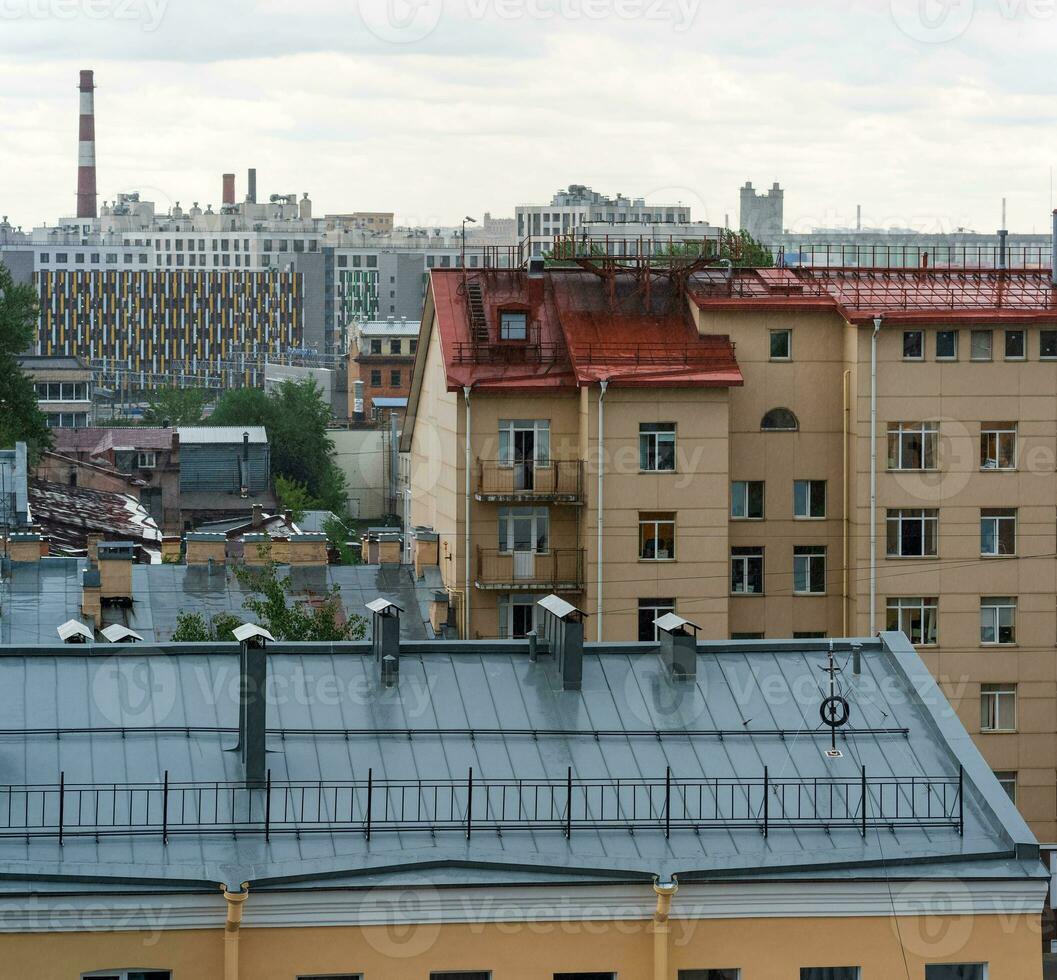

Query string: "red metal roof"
[52, 427, 175, 459]
[430, 269, 742, 391]
[690, 267, 1057, 324]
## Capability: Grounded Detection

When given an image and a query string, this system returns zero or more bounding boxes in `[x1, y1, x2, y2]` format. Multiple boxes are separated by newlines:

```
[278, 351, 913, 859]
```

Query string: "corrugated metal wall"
[180, 443, 270, 493]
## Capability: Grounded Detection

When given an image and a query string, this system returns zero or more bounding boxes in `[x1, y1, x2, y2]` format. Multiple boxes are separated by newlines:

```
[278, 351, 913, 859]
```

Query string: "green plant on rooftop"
[0, 263, 51, 461]
[275, 474, 311, 524]
[322, 514, 360, 565]
[234, 561, 366, 641]
[171, 610, 243, 642]
[142, 386, 213, 426]
[210, 379, 348, 513]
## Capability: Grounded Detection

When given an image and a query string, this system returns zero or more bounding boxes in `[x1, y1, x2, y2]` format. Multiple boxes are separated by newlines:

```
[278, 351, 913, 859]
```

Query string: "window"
[431, 973, 491, 980]
[925, 966, 987, 980]
[769, 329, 791, 360]
[793, 546, 826, 594]
[886, 597, 938, 645]
[886, 509, 938, 557]
[1004, 329, 1025, 359]
[994, 772, 1016, 804]
[731, 633, 764, 640]
[981, 597, 1016, 644]
[902, 330, 924, 359]
[369, 369, 382, 387]
[794, 631, 827, 639]
[679, 972, 740, 980]
[980, 684, 1016, 732]
[887, 422, 938, 470]
[970, 329, 992, 361]
[760, 407, 798, 431]
[639, 512, 676, 560]
[370, 339, 382, 354]
[638, 598, 674, 641]
[136, 452, 157, 469]
[731, 547, 764, 594]
[554, 974, 615, 980]
[936, 330, 958, 360]
[498, 595, 538, 639]
[298, 975, 362, 980]
[390, 370, 401, 387]
[499, 309, 528, 340]
[56, 252, 68, 262]
[980, 423, 1016, 469]
[497, 506, 548, 554]
[389, 339, 402, 354]
[793, 480, 826, 518]
[1041, 330, 1057, 359]
[980, 508, 1016, 556]
[640, 423, 676, 472]
[410, 339, 418, 353]
[82, 973, 171, 980]
[731, 480, 764, 519]
[498, 419, 550, 466]
[800, 972, 860, 980]
[40, 252, 50, 263]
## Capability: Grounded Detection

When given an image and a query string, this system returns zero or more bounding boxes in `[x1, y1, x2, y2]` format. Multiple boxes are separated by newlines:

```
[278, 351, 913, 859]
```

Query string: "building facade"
[347, 317, 419, 420]
[17, 354, 95, 428]
[404, 254, 1057, 842]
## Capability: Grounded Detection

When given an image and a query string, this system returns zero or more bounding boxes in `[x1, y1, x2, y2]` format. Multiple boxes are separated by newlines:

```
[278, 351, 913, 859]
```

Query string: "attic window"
[499, 310, 528, 341]
[761, 408, 799, 431]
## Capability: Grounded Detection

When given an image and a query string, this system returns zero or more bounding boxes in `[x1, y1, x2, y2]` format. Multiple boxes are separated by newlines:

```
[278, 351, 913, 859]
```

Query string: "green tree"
[0, 263, 51, 459]
[142, 386, 212, 426]
[234, 561, 366, 641]
[171, 610, 243, 642]
[322, 514, 360, 565]
[212, 379, 347, 513]
[275, 475, 312, 523]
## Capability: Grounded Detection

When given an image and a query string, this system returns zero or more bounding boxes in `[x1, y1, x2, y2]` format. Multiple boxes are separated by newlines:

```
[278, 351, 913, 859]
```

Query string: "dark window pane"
[680, 972, 740, 980]
[903, 331, 923, 358]
[925, 968, 985, 980]
[1005, 330, 1025, 357]
[1041, 330, 1057, 357]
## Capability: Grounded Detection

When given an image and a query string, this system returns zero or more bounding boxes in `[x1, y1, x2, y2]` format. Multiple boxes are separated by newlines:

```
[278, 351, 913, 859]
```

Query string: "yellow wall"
[0, 912, 1040, 979]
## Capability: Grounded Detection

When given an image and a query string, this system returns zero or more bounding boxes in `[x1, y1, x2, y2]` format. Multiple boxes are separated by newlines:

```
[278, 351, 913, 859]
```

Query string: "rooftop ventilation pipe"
[366, 598, 402, 686]
[232, 623, 273, 786]
[247, 168, 257, 205]
[536, 594, 587, 690]
[654, 613, 699, 681]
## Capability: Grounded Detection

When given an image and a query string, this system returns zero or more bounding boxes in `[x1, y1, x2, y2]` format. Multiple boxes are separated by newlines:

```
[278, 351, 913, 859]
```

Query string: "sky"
[0, 0, 1055, 235]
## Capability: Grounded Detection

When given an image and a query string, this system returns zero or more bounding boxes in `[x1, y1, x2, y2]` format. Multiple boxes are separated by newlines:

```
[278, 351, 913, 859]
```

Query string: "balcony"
[475, 548, 585, 592]
[475, 459, 584, 504]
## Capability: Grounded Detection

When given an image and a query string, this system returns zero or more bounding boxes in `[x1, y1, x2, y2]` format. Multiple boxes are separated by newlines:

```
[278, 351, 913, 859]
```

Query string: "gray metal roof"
[177, 426, 268, 444]
[0, 633, 1040, 893]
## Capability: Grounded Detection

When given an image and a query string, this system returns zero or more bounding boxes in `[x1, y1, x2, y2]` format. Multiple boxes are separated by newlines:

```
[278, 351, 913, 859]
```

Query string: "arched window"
[761, 408, 799, 431]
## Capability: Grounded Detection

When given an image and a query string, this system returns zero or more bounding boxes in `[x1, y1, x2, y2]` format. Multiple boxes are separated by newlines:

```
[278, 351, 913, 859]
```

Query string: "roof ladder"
[465, 279, 489, 343]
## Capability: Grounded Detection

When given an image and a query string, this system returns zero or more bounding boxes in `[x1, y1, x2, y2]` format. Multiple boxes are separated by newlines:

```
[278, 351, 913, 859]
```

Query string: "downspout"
[870, 317, 883, 635]
[596, 379, 609, 641]
[653, 878, 678, 980]
[222, 883, 249, 980]
[842, 368, 850, 637]
[463, 385, 472, 639]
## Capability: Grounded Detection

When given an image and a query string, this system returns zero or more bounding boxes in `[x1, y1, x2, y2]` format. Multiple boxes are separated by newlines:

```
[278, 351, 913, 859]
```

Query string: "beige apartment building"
[403, 254, 1057, 839]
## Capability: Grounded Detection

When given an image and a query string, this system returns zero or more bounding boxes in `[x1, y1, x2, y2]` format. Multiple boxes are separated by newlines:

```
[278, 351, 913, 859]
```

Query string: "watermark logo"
[91, 655, 178, 726]
[890, 0, 976, 42]
[0, 0, 168, 32]
[358, 0, 445, 43]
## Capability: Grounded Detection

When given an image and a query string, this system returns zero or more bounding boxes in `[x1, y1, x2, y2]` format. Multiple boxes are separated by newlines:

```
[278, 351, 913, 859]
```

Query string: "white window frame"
[639, 598, 675, 641]
[924, 967, 988, 980]
[980, 597, 1016, 645]
[935, 329, 958, 361]
[980, 423, 1016, 470]
[1040, 330, 1057, 360]
[1004, 329, 1026, 360]
[980, 684, 1016, 733]
[731, 547, 764, 595]
[83, 972, 172, 980]
[731, 480, 764, 520]
[498, 420, 551, 467]
[497, 506, 549, 555]
[970, 329, 993, 361]
[886, 509, 939, 557]
[497, 594, 540, 640]
[640, 423, 676, 472]
[886, 597, 938, 646]
[793, 479, 826, 519]
[137, 451, 157, 469]
[993, 772, 1016, 806]
[887, 422, 938, 471]
[980, 509, 1016, 557]
[769, 329, 791, 361]
[639, 512, 676, 561]
[793, 546, 826, 595]
[499, 309, 528, 340]
[902, 330, 924, 361]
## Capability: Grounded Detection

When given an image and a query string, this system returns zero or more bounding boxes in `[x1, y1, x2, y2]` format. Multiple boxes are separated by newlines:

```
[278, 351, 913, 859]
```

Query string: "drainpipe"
[222, 883, 249, 980]
[842, 368, 850, 637]
[652, 878, 678, 980]
[463, 385, 472, 639]
[870, 317, 883, 635]
[596, 379, 609, 641]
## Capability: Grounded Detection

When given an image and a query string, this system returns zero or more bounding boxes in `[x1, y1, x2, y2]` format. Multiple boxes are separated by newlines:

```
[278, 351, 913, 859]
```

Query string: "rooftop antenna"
[819, 646, 850, 759]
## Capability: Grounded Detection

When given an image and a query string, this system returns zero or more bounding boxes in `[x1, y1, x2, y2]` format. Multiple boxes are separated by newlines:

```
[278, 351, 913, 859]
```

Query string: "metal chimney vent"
[232, 623, 274, 786]
[367, 598, 402, 685]
[654, 612, 700, 681]
[536, 594, 587, 691]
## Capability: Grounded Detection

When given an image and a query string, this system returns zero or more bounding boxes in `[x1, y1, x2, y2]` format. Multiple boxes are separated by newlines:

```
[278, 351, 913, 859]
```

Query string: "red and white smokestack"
[76, 69, 98, 219]
[222, 173, 236, 206]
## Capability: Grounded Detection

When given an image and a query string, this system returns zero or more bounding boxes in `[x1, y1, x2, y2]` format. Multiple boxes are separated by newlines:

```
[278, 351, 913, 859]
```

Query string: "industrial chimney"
[247, 168, 257, 204]
[76, 70, 98, 219]
[222, 173, 236, 206]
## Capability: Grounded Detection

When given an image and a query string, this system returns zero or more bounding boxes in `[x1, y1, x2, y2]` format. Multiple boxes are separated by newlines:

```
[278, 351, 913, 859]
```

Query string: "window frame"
[638, 598, 675, 641]
[980, 683, 1016, 733]
[902, 330, 924, 360]
[980, 596, 1017, 645]
[886, 509, 939, 558]
[639, 422, 676, 473]
[980, 508, 1016, 557]
[731, 546, 764, 595]
[793, 545, 826, 595]
[499, 308, 529, 341]
[993, 772, 1016, 805]
[970, 329, 993, 362]
[887, 421, 938, 471]
[924, 965, 988, 980]
[639, 512, 676, 561]
[1004, 329, 1025, 360]
[886, 597, 938, 646]
[769, 329, 791, 361]
[793, 479, 826, 519]
[1040, 329, 1057, 359]
[760, 407, 799, 432]
[730, 480, 765, 520]
[82, 972, 172, 980]
[980, 423, 1016, 470]
[136, 451, 157, 469]
[497, 506, 549, 555]
[935, 329, 958, 360]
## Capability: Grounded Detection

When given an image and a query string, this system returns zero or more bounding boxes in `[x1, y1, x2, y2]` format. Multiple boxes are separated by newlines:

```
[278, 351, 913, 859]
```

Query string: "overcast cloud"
[1, 0, 1055, 233]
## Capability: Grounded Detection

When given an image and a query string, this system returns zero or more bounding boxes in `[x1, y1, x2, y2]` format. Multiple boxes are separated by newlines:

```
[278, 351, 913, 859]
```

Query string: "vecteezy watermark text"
[0, 0, 168, 31]
[890, 0, 1055, 44]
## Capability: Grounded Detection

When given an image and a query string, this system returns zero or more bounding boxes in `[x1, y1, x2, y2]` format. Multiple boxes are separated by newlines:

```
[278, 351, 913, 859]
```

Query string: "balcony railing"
[476, 459, 584, 503]
[0, 767, 964, 843]
[475, 547, 585, 591]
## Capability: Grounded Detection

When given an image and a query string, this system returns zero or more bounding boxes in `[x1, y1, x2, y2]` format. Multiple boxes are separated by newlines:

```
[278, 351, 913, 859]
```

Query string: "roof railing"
[0, 768, 964, 844]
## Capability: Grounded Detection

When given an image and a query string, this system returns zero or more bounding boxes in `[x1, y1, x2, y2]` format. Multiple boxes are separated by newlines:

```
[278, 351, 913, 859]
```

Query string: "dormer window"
[500, 309, 528, 341]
